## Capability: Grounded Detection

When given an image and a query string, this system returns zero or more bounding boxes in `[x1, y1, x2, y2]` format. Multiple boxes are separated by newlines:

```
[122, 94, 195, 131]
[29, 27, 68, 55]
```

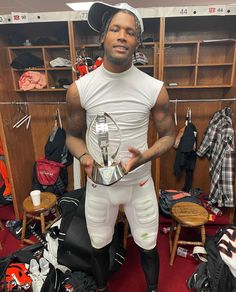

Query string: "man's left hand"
[123, 147, 143, 173]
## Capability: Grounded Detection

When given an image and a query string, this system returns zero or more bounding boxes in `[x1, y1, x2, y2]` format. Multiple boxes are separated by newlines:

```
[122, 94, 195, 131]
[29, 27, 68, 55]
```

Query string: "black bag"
[0, 243, 44, 292]
[58, 214, 93, 272]
[44, 127, 73, 166]
[187, 225, 236, 292]
[40, 264, 61, 292]
[60, 270, 96, 292]
[159, 189, 201, 218]
[205, 226, 236, 292]
[57, 188, 126, 275]
[187, 262, 211, 292]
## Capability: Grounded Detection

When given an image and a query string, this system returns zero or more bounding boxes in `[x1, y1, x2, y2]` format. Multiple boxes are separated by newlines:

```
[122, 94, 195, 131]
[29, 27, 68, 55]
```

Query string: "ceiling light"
[66, 2, 94, 11]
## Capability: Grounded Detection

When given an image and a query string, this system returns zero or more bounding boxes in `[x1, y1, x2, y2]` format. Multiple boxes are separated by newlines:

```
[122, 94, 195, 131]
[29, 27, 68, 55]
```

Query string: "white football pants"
[85, 177, 159, 250]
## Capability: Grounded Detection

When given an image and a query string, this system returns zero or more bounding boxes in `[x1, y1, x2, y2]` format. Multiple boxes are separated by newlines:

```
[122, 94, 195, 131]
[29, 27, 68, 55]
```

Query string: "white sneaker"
[30, 273, 44, 292]
[29, 259, 40, 275]
[39, 257, 50, 277]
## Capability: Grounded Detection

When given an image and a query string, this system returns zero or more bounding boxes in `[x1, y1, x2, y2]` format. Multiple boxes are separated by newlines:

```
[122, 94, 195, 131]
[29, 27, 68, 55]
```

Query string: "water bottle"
[177, 247, 193, 260]
[160, 226, 176, 234]
[202, 202, 222, 216]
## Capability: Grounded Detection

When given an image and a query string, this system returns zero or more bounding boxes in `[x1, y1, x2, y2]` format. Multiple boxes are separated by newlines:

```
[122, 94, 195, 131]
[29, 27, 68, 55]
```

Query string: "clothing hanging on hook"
[173, 104, 198, 192]
[174, 99, 178, 126]
[185, 107, 192, 125]
[55, 107, 62, 129]
[224, 107, 233, 117]
[197, 107, 235, 207]
[12, 103, 31, 129]
[174, 106, 192, 149]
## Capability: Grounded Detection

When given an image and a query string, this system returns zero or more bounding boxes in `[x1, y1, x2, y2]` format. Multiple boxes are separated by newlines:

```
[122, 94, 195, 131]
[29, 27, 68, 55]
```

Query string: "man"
[66, 2, 175, 292]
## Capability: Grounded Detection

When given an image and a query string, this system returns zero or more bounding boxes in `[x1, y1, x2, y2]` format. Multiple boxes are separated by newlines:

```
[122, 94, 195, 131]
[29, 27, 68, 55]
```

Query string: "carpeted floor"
[108, 224, 221, 292]
[0, 204, 227, 292]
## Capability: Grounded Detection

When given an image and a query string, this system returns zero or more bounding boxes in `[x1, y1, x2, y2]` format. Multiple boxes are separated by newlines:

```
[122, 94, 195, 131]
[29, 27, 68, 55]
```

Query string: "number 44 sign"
[179, 8, 189, 16]
[11, 12, 29, 23]
[207, 5, 226, 15]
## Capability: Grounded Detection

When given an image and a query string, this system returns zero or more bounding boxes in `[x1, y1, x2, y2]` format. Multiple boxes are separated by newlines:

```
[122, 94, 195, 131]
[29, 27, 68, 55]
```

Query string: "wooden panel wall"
[160, 15, 236, 205]
[160, 100, 236, 193]
[0, 42, 35, 218]
[0, 37, 74, 217]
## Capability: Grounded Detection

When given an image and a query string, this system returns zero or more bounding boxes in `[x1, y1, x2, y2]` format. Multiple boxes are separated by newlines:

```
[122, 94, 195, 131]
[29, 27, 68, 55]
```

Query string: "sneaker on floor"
[30, 273, 44, 292]
[39, 257, 50, 277]
[29, 259, 40, 275]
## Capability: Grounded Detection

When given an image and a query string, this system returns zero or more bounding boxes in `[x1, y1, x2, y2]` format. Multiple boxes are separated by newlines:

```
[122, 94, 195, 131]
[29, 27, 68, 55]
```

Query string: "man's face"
[102, 11, 138, 67]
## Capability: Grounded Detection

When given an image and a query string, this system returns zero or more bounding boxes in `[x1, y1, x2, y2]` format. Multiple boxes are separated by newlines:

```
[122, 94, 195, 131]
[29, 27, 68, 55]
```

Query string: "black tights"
[92, 244, 110, 291]
[92, 244, 159, 292]
[139, 246, 159, 292]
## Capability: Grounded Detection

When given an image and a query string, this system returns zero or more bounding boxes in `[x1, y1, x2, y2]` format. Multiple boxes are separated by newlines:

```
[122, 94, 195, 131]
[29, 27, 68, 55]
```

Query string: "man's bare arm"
[124, 85, 175, 172]
[148, 85, 176, 158]
[66, 82, 93, 176]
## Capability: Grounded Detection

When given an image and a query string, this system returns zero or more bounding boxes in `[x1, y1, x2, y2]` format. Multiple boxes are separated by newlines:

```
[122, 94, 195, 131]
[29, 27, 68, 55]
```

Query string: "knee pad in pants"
[139, 247, 159, 291]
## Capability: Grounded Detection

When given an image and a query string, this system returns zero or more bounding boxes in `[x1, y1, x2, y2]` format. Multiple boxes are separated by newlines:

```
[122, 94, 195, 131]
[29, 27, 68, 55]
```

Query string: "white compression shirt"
[75, 64, 163, 184]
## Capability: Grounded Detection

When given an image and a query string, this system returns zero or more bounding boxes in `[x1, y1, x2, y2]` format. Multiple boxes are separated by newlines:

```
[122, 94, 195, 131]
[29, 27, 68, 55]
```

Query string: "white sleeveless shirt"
[75, 64, 163, 184]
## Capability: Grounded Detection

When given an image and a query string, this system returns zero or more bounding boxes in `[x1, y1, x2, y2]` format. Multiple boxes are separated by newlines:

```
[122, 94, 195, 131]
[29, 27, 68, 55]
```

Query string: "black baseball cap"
[88, 2, 144, 34]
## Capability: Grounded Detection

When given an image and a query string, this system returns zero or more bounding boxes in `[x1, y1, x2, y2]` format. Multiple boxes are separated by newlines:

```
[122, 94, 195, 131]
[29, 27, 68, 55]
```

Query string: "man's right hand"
[80, 154, 94, 178]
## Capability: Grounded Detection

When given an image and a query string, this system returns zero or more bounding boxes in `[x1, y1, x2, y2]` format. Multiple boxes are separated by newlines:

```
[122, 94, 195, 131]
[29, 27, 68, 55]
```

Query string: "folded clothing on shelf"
[19, 71, 47, 90]
[50, 57, 71, 67]
[11, 52, 44, 69]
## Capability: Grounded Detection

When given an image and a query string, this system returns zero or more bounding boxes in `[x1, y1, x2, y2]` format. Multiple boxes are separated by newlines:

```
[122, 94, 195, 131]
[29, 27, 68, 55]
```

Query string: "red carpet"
[108, 226, 220, 292]
[0, 204, 226, 292]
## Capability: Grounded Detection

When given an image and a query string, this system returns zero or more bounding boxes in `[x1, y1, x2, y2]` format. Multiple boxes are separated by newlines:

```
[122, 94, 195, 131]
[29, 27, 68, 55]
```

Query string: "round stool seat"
[169, 202, 209, 266]
[21, 192, 59, 245]
[23, 192, 57, 213]
[171, 202, 208, 227]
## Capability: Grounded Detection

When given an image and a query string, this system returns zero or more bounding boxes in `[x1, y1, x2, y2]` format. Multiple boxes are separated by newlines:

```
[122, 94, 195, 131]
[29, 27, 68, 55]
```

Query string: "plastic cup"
[30, 190, 41, 206]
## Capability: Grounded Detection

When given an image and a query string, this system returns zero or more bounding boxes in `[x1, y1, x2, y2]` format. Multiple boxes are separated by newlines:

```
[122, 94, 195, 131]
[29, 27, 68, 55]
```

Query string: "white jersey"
[75, 64, 163, 184]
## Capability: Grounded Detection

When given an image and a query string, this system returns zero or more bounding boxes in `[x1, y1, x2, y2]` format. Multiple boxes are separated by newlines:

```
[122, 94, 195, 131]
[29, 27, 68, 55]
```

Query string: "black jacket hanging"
[45, 126, 73, 166]
[174, 122, 197, 192]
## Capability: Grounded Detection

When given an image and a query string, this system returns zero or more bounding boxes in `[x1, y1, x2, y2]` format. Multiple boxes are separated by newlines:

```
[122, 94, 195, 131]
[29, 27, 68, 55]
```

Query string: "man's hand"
[80, 154, 94, 178]
[123, 147, 143, 173]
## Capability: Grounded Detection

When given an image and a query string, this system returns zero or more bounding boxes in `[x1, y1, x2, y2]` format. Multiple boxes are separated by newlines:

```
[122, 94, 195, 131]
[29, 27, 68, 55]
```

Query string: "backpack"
[159, 189, 201, 218]
[32, 158, 67, 196]
[40, 263, 61, 292]
[187, 262, 211, 292]
[0, 243, 44, 292]
[187, 225, 236, 292]
[57, 188, 126, 275]
[44, 127, 73, 167]
[60, 270, 96, 292]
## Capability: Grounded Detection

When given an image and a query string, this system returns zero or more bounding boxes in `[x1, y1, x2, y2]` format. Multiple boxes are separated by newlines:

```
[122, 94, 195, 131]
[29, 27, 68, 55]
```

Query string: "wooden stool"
[21, 192, 60, 245]
[117, 205, 130, 249]
[169, 202, 208, 266]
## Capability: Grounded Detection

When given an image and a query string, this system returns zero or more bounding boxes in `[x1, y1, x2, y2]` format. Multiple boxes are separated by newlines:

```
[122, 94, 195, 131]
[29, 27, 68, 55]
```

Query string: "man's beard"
[106, 53, 132, 66]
